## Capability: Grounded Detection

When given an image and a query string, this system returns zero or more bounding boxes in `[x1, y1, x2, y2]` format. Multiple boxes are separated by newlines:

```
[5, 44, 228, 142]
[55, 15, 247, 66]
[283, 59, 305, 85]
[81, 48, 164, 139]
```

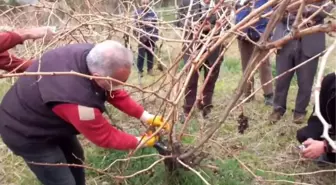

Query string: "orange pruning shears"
[145, 125, 169, 153]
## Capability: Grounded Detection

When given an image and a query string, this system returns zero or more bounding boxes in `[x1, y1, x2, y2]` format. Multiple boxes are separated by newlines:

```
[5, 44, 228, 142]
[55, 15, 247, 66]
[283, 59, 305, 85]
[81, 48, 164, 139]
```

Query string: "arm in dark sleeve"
[208, 13, 217, 25]
[152, 10, 159, 37]
[107, 89, 145, 119]
[52, 103, 139, 150]
[0, 31, 24, 53]
[133, 10, 140, 37]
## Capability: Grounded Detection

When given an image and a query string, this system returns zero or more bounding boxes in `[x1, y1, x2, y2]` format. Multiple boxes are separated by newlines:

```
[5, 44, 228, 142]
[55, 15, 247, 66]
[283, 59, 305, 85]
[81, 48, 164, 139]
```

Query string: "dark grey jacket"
[176, 0, 219, 32]
[271, 2, 335, 57]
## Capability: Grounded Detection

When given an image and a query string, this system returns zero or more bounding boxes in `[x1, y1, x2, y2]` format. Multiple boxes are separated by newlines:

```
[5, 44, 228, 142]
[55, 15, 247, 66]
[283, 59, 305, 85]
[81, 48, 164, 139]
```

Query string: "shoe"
[147, 69, 154, 76]
[269, 110, 284, 123]
[293, 112, 305, 124]
[179, 112, 189, 124]
[202, 106, 212, 119]
[157, 64, 164, 72]
[138, 72, 144, 78]
[197, 100, 204, 110]
[264, 93, 274, 106]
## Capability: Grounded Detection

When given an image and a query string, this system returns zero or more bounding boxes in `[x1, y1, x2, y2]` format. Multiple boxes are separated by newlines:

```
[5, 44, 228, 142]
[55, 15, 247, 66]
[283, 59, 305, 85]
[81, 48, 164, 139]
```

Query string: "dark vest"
[0, 43, 107, 140]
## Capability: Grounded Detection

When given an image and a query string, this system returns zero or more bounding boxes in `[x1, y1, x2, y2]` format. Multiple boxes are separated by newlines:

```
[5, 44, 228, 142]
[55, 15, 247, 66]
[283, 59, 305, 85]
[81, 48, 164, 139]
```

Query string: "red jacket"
[52, 89, 144, 150]
[0, 31, 32, 72]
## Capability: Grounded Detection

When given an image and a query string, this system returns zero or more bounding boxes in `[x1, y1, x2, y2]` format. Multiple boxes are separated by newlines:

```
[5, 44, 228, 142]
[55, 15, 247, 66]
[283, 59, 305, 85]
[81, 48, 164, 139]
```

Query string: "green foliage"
[214, 159, 253, 185]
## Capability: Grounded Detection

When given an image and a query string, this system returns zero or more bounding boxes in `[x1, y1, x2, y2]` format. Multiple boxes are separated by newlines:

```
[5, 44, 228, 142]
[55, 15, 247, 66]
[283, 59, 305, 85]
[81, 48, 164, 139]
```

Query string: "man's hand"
[140, 36, 148, 43]
[194, 21, 211, 33]
[301, 138, 326, 159]
[136, 134, 159, 147]
[140, 111, 171, 132]
[203, 21, 212, 31]
[15, 26, 56, 42]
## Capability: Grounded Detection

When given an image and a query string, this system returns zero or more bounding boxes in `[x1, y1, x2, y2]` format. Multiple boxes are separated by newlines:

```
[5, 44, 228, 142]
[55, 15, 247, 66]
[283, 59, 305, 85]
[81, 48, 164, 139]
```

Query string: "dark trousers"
[274, 39, 318, 114]
[137, 40, 155, 73]
[183, 55, 222, 114]
[1, 133, 85, 185]
[237, 38, 273, 96]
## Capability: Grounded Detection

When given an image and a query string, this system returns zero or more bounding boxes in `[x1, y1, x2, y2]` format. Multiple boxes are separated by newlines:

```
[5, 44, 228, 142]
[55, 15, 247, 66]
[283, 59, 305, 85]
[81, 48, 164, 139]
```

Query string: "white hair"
[86, 40, 133, 77]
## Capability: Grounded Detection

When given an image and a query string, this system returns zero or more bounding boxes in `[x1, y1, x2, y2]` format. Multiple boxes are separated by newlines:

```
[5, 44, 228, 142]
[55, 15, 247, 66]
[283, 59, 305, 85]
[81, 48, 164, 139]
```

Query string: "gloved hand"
[136, 133, 159, 147]
[140, 111, 171, 132]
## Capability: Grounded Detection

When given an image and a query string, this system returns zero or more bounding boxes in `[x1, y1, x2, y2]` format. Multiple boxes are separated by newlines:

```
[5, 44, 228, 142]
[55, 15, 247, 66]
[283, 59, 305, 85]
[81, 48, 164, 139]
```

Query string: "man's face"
[94, 67, 131, 91]
[141, 0, 149, 9]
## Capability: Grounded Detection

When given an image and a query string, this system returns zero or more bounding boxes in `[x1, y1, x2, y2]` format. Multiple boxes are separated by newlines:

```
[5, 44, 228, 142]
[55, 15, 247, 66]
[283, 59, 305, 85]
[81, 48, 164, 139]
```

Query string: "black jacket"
[307, 72, 335, 152]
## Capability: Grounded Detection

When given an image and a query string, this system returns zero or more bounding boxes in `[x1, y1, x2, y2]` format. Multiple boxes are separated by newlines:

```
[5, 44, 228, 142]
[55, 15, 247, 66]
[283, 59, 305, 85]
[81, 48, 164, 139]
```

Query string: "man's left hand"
[195, 21, 211, 32]
[203, 21, 211, 31]
[301, 138, 325, 159]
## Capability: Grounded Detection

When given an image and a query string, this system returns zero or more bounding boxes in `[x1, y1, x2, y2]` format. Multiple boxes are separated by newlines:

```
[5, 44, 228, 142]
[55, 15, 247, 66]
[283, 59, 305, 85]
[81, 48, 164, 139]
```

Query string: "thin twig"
[177, 158, 211, 185]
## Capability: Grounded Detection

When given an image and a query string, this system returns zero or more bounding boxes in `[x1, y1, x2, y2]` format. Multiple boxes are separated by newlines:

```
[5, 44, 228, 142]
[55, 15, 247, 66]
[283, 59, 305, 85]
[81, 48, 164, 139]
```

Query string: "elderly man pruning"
[0, 40, 170, 185]
[0, 26, 55, 72]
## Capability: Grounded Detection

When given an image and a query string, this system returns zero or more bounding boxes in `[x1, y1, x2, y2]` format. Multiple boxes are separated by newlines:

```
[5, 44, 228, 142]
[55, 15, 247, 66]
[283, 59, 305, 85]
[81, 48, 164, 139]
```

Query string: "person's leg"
[237, 39, 255, 99]
[183, 67, 200, 116]
[5, 142, 76, 185]
[294, 53, 319, 124]
[146, 40, 155, 74]
[137, 44, 146, 76]
[259, 56, 274, 105]
[202, 55, 222, 118]
[270, 42, 296, 122]
[59, 136, 85, 185]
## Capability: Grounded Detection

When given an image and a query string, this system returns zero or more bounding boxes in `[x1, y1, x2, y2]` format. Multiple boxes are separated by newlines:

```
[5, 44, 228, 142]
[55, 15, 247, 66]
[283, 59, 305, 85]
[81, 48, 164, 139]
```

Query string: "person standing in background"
[269, 1, 335, 124]
[235, 0, 274, 106]
[133, 0, 159, 77]
[176, 0, 225, 120]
